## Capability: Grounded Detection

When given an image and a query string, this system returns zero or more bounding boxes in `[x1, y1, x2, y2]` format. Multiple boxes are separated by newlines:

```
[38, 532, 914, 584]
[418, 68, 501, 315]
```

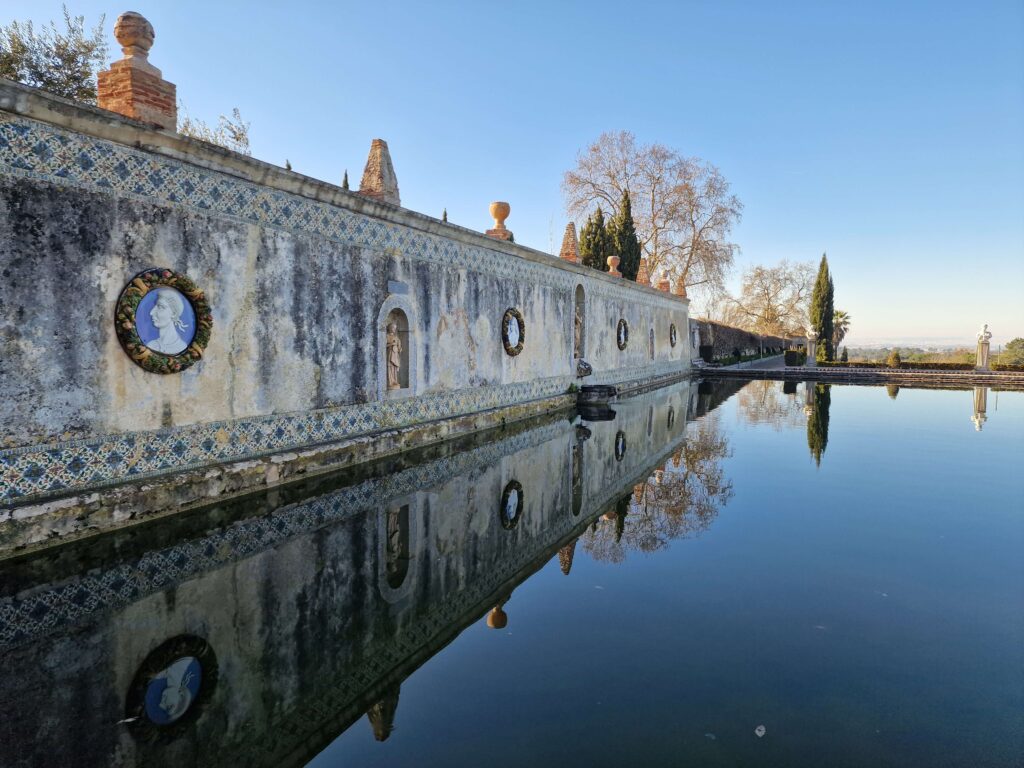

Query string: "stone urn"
[607, 254, 621, 277]
[489, 201, 510, 231]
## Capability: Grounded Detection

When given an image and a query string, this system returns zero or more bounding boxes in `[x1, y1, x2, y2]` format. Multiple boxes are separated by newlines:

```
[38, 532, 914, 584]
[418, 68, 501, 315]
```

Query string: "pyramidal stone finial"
[674, 276, 688, 298]
[636, 257, 650, 286]
[559, 222, 579, 263]
[358, 139, 400, 206]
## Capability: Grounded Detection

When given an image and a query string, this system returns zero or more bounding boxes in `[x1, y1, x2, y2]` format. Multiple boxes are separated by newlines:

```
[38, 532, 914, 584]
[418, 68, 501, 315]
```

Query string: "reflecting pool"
[0, 380, 1021, 767]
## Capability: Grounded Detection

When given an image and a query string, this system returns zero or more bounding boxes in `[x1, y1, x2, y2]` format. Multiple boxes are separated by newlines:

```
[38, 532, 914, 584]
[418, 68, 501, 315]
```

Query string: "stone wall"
[688, 319, 786, 363]
[0, 80, 689, 508]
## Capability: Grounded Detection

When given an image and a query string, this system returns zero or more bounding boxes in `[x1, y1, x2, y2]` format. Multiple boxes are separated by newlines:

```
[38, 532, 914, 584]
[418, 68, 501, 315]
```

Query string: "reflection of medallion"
[500, 479, 524, 529]
[125, 635, 218, 742]
[144, 656, 201, 725]
[614, 430, 627, 461]
[501, 308, 525, 356]
[670, 323, 677, 347]
[616, 319, 629, 350]
[115, 268, 212, 374]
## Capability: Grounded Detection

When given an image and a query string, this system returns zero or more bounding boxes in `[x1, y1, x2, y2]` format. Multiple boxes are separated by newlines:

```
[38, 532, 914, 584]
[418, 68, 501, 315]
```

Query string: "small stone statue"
[386, 322, 402, 390]
[978, 323, 992, 342]
[574, 305, 583, 358]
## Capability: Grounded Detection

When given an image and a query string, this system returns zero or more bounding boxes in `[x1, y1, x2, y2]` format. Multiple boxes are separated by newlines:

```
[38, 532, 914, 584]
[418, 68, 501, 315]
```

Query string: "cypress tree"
[579, 206, 612, 271]
[610, 190, 642, 281]
[810, 253, 835, 362]
[806, 383, 831, 466]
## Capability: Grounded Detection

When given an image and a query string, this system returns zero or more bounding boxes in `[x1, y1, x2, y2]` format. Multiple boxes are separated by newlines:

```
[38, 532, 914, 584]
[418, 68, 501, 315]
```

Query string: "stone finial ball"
[489, 201, 511, 228]
[114, 12, 155, 56]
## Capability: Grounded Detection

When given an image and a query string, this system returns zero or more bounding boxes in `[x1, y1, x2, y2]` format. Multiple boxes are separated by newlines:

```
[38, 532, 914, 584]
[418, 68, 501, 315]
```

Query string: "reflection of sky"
[135, 289, 196, 348]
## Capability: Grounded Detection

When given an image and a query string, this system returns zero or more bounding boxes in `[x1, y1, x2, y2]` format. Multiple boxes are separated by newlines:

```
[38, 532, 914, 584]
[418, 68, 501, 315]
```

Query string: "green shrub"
[887, 350, 902, 368]
[992, 363, 1024, 372]
[784, 350, 806, 366]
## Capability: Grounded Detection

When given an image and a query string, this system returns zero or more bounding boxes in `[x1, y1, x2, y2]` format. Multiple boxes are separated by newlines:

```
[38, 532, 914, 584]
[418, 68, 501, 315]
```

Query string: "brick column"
[97, 13, 176, 130]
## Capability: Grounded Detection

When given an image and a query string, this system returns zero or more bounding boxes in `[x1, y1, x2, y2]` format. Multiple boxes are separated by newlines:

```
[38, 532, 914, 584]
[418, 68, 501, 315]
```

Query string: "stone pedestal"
[805, 332, 818, 367]
[607, 254, 621, 277]
[976, 339, 991, 371]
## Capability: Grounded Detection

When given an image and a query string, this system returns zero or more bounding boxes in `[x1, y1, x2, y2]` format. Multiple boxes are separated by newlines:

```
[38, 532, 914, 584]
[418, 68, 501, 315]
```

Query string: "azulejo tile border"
[0, 114, 683, 312]
[0, 375, 572, 507]
[0, 419, 570, 650]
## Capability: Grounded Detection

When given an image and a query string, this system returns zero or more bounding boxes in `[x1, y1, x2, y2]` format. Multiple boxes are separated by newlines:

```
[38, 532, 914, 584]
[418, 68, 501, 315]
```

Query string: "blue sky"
[7, 0, 1023, 345]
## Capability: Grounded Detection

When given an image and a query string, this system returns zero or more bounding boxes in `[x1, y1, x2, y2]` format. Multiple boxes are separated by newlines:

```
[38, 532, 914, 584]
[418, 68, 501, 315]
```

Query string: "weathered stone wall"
[0, 80, 689, 507]
[688, 319, 786, 362]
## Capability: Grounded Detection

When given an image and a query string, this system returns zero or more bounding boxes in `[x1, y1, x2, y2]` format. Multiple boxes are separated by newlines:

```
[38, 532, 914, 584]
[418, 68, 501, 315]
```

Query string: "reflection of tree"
[582, 414, 733, 563]
[806, 384, 831, 466]
[886, 384, 899, 400]
[736, 379, 806, 429]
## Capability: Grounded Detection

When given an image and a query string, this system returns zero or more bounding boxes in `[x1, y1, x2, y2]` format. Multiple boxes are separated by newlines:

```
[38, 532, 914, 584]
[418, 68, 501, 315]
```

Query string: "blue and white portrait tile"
[135, 288, 197, 355]
[143, 655, 203, 725]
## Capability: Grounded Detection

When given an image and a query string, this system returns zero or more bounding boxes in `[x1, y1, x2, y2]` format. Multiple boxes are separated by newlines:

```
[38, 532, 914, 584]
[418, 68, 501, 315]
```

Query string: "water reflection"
[582, 411, 734, 563]
[0, 378, 723, 768]
[972, 386, 988, 431]
[806, 383, 832, 466]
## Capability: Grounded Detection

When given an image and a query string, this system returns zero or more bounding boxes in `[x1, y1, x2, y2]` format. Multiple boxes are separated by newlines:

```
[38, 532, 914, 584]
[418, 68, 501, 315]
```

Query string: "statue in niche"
[386, 322, 403, 390]
[574, 304, 583, 358]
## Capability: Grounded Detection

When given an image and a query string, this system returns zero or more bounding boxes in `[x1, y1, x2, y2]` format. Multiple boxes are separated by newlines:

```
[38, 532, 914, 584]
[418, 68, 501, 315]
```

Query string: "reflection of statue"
[146, 288, 190, 354]
[574, 304, 583, 358]
[386, 322, 402, 390]
[366, 685, 401, 741]
[972, 387, 988, 431]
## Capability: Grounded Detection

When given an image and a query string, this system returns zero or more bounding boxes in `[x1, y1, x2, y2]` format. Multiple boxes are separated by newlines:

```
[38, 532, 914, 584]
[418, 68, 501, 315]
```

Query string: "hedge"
[818, 361, 1024, 372]
[784, 350, 806, 366]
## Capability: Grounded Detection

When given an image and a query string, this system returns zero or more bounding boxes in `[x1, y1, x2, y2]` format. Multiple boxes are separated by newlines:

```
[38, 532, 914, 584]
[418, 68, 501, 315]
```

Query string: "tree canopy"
[721, 260, 815, 336]
[578, 206, 613, 272]
[810, 254, 835, 361]
[609, 190, 643, 281]
[0, 6, 107, 103]
[563, 130, 741, 296]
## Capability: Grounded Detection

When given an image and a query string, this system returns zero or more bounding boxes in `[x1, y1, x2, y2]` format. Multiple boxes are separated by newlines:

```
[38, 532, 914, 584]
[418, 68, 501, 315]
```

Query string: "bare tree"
[562, 131, 742, 294]
[725, 260, 815, 336]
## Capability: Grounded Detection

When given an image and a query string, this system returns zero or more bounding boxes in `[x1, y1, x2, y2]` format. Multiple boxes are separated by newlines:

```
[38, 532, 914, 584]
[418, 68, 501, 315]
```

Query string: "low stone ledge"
[0, 393, 575, 557]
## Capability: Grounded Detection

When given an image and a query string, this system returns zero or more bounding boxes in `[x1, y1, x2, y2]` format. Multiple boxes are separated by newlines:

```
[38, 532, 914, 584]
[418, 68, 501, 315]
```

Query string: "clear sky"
[7, 0, 1024, 346]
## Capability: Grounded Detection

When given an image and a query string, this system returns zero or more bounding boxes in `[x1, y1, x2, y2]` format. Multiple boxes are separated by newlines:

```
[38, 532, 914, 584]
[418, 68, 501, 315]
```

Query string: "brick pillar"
[486, 202, 513, 241]
[97, 13, 176, 130]
[657, 277, 671, 292]
[674, 276, 688, 299]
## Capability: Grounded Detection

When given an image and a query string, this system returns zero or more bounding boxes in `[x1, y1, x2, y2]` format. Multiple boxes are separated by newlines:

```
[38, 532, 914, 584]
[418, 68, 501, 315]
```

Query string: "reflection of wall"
[0, 380, 705, 768]
[0, 82, 689, 508]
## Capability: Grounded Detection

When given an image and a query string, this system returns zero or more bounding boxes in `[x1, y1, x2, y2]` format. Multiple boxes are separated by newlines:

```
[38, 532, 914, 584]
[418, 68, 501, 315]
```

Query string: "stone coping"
[699, 366, 1024, 389]
[0, 78, 687, 306]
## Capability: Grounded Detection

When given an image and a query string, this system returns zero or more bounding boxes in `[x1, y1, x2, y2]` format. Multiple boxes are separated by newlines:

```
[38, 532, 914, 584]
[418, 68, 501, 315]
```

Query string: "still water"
[0, 380, 1021, 767]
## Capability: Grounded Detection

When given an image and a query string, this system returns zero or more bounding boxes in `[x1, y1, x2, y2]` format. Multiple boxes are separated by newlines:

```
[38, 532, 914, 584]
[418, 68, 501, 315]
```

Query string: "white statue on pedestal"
[976, 324, 992, 371]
